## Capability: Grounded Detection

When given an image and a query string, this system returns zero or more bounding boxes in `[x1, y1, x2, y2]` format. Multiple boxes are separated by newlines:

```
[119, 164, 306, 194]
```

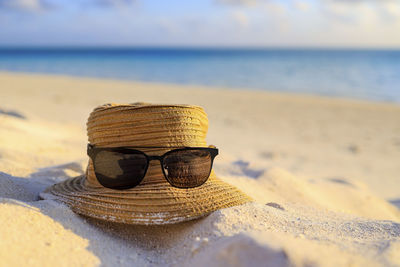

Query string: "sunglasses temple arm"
[87, 144, 94, 157]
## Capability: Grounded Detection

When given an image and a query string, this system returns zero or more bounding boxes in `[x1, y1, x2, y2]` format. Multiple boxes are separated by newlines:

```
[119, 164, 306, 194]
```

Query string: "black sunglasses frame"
[87, 144, 219, 189]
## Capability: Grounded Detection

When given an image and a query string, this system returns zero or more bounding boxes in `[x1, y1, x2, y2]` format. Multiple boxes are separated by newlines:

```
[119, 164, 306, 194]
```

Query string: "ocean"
[0, 48, 399, 102]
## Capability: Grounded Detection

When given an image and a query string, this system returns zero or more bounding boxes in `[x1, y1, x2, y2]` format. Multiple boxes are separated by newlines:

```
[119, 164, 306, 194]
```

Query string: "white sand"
[0, 72, 399, 266]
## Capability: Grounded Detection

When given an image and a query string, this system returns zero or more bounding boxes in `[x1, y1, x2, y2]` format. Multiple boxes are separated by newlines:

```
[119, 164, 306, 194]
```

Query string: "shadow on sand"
[390, 199, 400, 210]
[0, 108, 26, 119]
[0, 163, 221, 266]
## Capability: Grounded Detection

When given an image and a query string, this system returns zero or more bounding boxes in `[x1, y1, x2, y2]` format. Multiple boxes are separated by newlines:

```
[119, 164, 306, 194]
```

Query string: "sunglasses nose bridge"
[148, 155, 163, 163]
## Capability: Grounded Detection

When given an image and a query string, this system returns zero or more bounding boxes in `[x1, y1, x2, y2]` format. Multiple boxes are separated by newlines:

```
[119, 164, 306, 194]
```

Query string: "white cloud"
[213, 0, 400, 47]
[0, 0, 49, 11]
[0, 0, 136, 11]
[263, 2, 286, 15]
[216, 0, 258, 6]
[232, 11, 249, 27]
[294, 1, 310, 11]
[93, 0, 135, 7]
[380, 1, 400, 20]
[157, 18, 180, 35]
[322, 0, 400, 24]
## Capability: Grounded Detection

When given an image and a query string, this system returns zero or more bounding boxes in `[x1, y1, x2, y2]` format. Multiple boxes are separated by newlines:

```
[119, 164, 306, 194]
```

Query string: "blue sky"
[0, 0, 400, 47]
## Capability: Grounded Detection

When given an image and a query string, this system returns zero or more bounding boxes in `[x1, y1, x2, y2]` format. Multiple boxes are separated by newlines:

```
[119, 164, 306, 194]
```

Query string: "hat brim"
[40, 173, 252, 225]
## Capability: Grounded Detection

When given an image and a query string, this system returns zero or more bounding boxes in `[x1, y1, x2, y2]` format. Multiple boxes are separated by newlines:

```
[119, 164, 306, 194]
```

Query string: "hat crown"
[85, 103, 210, 187]
[87, 103, 209, 147]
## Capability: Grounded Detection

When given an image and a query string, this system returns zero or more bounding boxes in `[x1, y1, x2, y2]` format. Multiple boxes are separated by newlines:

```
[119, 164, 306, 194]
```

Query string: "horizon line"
[0, 45, 400, 51]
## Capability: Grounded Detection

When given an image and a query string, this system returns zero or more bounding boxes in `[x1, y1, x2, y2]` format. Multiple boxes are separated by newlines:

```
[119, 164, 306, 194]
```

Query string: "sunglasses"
[87, 144, 219, 190]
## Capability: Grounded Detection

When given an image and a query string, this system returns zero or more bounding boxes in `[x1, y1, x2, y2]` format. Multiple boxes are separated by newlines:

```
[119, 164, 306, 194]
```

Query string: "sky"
[0, 0, 400, 48]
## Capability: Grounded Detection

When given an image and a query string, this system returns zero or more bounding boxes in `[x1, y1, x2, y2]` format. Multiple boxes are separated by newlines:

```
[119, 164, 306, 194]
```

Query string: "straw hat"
[40, 103, 252, 225]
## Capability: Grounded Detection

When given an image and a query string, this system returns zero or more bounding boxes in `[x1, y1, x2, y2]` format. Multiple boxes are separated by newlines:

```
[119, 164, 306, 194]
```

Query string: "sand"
[0, 72, 399, 266]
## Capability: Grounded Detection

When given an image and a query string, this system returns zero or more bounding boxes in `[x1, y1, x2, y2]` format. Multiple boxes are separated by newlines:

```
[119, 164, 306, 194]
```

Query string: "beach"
[1, 71, 400, 266]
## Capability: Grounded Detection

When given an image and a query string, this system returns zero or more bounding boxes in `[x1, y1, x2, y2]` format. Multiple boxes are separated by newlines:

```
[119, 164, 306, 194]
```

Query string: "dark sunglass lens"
[93, 151, 148, 189]
[162, 149, 212, 188]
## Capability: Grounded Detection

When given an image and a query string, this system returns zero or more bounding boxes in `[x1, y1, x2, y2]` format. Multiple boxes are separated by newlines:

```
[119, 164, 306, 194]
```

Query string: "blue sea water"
[0, 48, 399, 102]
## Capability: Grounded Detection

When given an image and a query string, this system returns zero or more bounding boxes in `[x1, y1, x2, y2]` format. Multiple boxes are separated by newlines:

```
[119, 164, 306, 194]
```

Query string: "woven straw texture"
[41, 103, 252, 225]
